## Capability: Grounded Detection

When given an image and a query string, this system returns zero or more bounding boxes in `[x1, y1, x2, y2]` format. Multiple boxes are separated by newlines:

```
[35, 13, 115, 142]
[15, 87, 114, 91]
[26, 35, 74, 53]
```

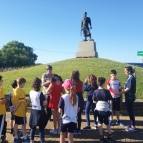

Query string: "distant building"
[127, 63, 143, 68]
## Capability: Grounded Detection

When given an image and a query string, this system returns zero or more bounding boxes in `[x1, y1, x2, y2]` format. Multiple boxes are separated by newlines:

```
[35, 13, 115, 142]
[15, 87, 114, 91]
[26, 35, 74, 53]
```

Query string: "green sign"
[137, 51, 143, 56]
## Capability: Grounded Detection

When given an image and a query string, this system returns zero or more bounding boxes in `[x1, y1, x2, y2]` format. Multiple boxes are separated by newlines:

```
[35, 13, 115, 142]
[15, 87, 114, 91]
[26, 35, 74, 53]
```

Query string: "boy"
[12, 77, 30, 143]
[93, 77, 112, 143]
[0, 76, 8, 143]
[9, 80, 17, 135]
[107, 70, 124, 126]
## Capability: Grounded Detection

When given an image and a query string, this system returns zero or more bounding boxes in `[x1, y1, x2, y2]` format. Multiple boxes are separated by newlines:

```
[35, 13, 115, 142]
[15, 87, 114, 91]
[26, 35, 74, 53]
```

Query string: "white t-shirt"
[58, 93, 79, 124]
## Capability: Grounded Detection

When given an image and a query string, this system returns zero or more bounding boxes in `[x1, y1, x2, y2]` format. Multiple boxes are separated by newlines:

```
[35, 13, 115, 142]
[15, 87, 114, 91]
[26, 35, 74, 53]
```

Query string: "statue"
[81, 12, 93, 41]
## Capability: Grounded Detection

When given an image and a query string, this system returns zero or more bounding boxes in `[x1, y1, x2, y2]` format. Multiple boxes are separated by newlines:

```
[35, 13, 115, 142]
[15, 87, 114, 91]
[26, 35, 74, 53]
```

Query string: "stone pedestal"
[76, 41, 98, 58]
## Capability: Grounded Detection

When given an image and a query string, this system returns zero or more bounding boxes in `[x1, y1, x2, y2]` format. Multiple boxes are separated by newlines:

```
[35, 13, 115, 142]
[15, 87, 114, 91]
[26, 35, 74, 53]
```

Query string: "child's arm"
[58, 108, 62, 114]
[0, 97, 7, 104]
[13, 101, 21, 112]
[46, 83, 52, 94]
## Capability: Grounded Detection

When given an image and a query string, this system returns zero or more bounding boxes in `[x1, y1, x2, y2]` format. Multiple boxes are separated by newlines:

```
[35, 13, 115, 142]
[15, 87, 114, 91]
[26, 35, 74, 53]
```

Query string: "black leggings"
[125, 100, 135, 126]
[75, 110, 82, 130]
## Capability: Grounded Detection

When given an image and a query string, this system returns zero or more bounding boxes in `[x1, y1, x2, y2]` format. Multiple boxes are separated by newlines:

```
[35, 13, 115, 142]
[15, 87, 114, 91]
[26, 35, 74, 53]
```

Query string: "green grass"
[1, 58, 143, 98]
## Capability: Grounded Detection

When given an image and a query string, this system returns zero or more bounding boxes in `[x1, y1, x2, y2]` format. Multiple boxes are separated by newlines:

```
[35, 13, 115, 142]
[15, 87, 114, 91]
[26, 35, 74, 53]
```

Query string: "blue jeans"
[85, 101, 97, 126]
[30, 127, 44, 142]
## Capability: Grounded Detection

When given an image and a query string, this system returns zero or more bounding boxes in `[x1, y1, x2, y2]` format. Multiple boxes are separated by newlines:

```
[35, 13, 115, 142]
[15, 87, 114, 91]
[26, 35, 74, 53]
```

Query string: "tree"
[0, 41, 38, 67]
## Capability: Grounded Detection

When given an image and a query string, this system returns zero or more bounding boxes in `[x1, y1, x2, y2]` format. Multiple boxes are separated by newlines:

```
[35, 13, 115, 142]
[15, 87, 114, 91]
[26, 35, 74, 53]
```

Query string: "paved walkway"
[5, 112, 143, 143]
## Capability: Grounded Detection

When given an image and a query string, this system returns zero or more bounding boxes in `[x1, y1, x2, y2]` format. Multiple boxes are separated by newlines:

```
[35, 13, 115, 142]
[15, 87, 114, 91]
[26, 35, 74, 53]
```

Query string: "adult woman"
[121, 66, 136, 132]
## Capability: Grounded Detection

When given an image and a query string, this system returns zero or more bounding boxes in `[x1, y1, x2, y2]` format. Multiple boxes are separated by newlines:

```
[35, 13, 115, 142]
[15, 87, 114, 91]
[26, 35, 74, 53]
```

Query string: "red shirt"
[75, 80, 83, 93]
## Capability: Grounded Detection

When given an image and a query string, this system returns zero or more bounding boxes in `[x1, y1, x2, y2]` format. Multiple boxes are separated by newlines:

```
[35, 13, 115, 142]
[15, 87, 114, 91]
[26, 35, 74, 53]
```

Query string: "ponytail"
[70, 86, 77, 106]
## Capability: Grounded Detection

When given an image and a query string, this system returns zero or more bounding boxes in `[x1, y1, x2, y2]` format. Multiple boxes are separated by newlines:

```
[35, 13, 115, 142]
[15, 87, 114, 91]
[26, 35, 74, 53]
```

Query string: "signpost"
[137, 51, 143, 63]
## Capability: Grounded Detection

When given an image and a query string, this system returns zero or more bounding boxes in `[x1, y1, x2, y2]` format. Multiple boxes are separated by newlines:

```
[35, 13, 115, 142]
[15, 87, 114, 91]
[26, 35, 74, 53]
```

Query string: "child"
[47, 74, 64, 134]
[83, 74, 98, 130]
[29, 77, 48, 143]
[58, 79, 79, 143]
[9, 80, 17, 135]
[12, 77, 30, 143]
[0, 76, 8, 143]
[71, 70, 84, 135]
[93, 77, 112, 143]
[107, 70, 124, 126]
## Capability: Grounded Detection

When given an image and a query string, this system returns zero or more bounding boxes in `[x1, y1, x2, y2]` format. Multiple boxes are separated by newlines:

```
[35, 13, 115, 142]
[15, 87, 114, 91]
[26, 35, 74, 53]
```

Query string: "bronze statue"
[81, 12, 93, 41]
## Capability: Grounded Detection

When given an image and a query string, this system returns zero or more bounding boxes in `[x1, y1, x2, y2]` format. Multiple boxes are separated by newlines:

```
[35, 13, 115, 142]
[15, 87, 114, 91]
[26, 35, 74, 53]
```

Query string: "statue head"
[84, 12, 87, 18]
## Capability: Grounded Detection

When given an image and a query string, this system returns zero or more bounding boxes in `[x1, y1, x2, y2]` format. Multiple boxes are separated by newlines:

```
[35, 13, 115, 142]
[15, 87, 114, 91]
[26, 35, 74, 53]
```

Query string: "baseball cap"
[45, 65, 52, 70]
[62, 79, 73, 90]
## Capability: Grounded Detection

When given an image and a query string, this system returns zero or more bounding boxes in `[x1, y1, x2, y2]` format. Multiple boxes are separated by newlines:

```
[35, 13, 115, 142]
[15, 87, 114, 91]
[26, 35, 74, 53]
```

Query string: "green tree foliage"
[0, 41, 38, 67]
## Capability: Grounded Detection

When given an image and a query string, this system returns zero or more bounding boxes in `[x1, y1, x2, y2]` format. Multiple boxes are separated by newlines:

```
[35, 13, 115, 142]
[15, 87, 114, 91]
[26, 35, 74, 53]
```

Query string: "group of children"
[0, 65, 136, 143]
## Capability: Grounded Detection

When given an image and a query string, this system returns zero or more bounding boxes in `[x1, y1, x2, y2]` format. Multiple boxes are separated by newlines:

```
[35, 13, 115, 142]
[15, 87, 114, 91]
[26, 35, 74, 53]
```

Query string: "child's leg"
[77, 110, 82, 130]
[97, 115, 104, 136]
[30, 127, 36, 143]
[39, 127, 45, 142]
[68, 132, 73, 143]
[22, 124, 27, 137]
[52, 109, 57, 130]
[56, 109, 60, 129]
[107, 125, 111, 134]
[85, 101, 91, 126]
[98, 124, 103, 135]
[110, 110, 114, 120]
[60, 132, 66, 143]
[14, 123, 18, 137]
[116, 111, 120, 121]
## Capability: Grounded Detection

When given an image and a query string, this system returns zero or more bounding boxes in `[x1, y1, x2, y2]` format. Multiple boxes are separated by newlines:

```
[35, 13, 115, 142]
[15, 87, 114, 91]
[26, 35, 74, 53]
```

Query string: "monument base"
[76, 41, 98, 58]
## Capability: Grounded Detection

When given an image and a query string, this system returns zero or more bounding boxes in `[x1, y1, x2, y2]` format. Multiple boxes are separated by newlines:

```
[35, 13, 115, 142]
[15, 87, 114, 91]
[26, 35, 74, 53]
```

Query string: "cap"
[45, 65, 52, 70]
[62, 79, 73, 90]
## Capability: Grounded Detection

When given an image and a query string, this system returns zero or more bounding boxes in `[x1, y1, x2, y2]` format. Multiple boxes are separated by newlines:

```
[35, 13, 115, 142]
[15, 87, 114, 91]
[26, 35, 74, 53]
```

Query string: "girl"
[83, 74, 98, 130]
[71, 70, 84, 134]
[47, 74, 64, 134]
[58, 79, 79, 143]
[29, 77, 48, 143]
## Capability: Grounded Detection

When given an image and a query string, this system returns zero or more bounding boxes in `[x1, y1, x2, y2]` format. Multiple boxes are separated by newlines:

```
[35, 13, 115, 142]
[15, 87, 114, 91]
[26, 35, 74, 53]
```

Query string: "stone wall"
[6, 97, 143, 116]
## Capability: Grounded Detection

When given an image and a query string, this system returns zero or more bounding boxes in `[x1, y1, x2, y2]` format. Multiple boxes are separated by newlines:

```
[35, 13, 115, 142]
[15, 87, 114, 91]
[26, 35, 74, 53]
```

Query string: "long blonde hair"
[70, 85, 77, 106]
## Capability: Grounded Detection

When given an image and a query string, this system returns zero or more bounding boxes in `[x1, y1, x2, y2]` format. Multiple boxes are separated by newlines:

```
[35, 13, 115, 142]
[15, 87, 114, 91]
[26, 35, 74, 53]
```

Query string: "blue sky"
[0, 0, 143, 64]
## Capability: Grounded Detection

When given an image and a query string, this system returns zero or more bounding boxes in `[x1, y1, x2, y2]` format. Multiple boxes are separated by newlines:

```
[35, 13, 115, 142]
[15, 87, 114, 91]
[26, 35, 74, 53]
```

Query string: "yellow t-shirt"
[12, 88, 26, 117]
[0, 88, 6, 115]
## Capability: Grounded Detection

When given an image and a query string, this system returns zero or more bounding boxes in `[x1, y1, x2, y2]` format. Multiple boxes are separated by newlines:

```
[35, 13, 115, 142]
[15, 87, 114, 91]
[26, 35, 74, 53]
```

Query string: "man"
[41, 65, 54, 120]
[81, 12, 92, 41]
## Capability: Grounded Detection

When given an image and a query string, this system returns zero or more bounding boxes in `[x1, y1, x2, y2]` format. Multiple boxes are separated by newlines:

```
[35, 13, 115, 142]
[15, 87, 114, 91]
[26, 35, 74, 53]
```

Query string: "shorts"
[112, 97, 120, 111]
[14, 116, 26, 125]
[98, 114, 109, 125]
[60, 122, 76, 133]
[10, 112, 15, 120]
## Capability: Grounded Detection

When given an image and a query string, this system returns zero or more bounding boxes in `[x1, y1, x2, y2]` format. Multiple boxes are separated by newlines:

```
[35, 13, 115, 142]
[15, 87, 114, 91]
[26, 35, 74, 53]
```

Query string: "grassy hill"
[1, 58, 143, 98]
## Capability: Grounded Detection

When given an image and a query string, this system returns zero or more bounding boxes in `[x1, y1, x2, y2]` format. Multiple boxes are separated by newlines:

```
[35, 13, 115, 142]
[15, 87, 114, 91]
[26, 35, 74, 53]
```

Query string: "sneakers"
[21, 137, 30, 143]
[91, 125, 98, 130]
[0, 135, 8, 143]
[109, 120, 114, 126]
[74, 130, 77, 135]
[104, 136, 113, 143]
[76, 130, 81, 135]
[125, 126, 137, 132]
[83, 126, 91, 130]
[74, 130, 81, 135]
[116, 120, 124, 126]
[49, 129, 57, 134]
[13, 137, 22, 143]
[57, 129, 60, 134]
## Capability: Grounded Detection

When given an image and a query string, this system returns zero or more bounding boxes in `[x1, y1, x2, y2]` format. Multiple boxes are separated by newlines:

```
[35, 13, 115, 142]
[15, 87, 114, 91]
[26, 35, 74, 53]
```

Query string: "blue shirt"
[124, 74, 136, 101]
[83, 83, 98, 101]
